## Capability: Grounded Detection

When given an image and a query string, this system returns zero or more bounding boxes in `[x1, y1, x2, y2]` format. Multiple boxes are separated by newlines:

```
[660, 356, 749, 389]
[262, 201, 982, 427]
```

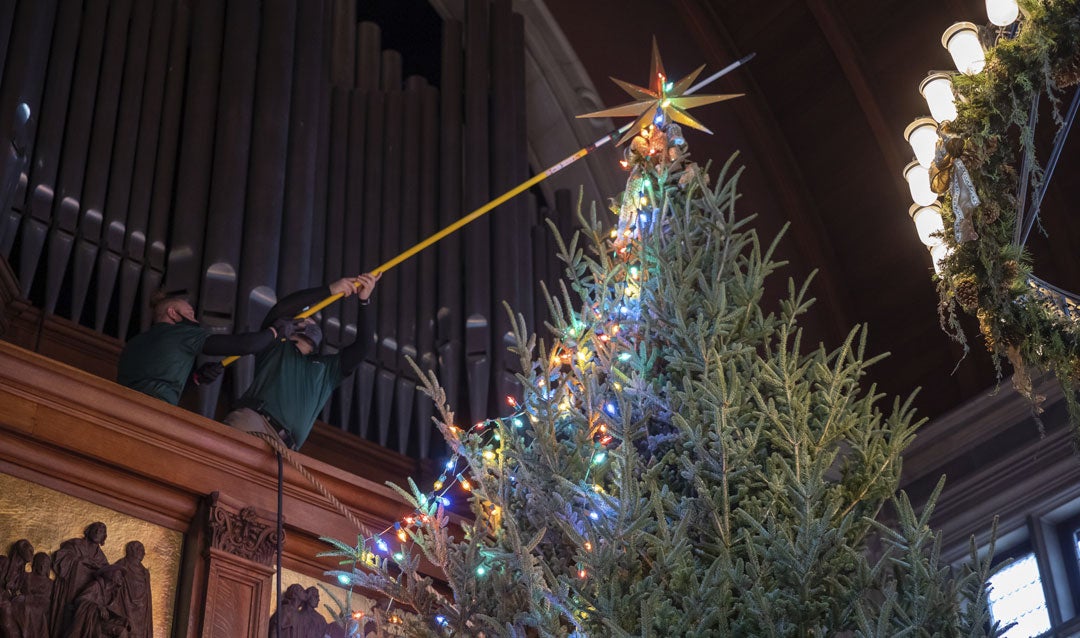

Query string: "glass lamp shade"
[942, 22, 985, 74]
[905, 118, 939, 168]
[904, 161, 938, 206]
[920, 73, 958, 123]
[909, 204, 945, 246]
[986, 0, 1019, 26]
[930, 243, 951, 274]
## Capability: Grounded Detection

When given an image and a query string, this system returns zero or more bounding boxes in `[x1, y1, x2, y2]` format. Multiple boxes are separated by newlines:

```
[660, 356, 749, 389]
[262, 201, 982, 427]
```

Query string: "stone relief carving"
[0, 524, 155, 638]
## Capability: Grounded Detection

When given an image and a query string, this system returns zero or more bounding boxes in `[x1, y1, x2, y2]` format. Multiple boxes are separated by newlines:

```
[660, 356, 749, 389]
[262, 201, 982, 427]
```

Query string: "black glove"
[272, 317, 302, 340]
[191, 362, 224, 385]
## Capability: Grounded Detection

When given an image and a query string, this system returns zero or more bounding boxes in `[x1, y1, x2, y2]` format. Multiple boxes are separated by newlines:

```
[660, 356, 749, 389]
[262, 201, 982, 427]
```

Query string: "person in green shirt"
[117, 291, 298, 405]
[224, 273, 380, 450]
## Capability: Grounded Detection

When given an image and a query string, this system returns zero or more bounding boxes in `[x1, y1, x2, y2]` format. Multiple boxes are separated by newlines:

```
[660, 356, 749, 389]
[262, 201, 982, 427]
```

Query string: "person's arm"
[338, 304, 374, 375]
[201, 329, 275, 356]
[336, 273, 380, 374]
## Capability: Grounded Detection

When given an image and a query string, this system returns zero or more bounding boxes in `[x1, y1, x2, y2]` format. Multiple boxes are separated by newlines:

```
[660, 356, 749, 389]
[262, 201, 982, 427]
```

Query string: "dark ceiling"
[543, 0, 1080, 422]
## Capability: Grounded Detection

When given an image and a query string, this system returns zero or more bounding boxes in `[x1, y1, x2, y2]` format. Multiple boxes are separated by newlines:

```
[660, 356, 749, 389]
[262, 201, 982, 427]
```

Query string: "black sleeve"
[201, 329, 276, 356]
[338, 304, 375, 375]
[260, 285, 333, 330]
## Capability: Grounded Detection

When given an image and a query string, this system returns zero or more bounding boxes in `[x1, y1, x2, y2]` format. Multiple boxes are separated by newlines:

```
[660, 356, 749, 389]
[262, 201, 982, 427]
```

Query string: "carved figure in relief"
[299, 587, 331, 637]
[50, 523, 108, 638]
[18, 553, 54, 638]
[108, 542, 151, 638]
[65, 568, 129, 637]
[267, 584, 305, 638]
[0, 540, 33, 637]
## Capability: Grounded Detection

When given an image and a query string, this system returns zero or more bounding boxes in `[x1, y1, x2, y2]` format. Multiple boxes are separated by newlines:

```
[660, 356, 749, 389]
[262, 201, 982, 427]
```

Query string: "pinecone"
[1002, 259, 1020, 283]
[955, 276, 980, 310]
[980, 201, 1001, 225]
[1054, 53, 1080, 88]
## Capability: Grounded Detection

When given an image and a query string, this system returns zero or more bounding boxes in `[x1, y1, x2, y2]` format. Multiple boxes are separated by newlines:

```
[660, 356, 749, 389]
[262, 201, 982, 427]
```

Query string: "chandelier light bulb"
[904, 160, 938, 206]
[942, 22, 985, 74]
[919, 73, 958, 122]
[930, 243, 951, 274]
[904, 118, 939, 168]
[909, 204, 945, 246]
[985, 0, 1019, 26]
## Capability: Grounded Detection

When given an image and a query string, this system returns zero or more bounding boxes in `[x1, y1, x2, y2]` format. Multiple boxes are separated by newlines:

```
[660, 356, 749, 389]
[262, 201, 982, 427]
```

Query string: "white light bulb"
[986, 0, 1019, 26]
[930, 243, 951, 274]
[905, 118, 939, 168]
[909, 204, 945, 246]
[920, 73, 958, 123]
[904, 161, 937, 206]
[942, 22, 985, 74]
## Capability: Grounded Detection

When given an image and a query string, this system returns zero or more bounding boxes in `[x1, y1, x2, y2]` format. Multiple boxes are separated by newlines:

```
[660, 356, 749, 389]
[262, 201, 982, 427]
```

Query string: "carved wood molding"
[207, 492, 281, 566]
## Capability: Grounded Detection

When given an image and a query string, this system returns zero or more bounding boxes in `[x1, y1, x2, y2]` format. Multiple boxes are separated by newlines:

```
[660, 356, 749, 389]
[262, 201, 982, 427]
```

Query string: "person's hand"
[329, 277, 357, 298]
[355, 272, 381, 302]
[191, 362, 224, 385]
[271, 317, 303, 339]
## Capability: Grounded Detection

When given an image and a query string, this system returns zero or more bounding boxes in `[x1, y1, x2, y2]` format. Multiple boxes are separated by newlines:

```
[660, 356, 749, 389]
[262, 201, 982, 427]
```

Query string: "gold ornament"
[577, 38, 742, 145]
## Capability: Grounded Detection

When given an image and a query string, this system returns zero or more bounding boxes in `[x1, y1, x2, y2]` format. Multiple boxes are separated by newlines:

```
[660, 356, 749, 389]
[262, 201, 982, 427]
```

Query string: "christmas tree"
[322, 83, 1001, 638]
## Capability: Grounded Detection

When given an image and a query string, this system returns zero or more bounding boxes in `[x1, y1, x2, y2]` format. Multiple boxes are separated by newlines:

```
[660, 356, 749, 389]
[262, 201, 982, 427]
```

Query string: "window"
[988, 551, 1052, 638]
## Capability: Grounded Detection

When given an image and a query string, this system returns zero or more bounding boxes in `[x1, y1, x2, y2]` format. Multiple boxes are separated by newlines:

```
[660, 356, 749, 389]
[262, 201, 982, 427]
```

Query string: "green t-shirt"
[240, 339, 343, 449]
[117, 321, 209, 405]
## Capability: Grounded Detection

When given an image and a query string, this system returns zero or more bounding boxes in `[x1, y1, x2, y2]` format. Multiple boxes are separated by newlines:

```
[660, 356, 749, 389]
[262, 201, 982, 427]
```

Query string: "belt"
[238, 402, 297, 449]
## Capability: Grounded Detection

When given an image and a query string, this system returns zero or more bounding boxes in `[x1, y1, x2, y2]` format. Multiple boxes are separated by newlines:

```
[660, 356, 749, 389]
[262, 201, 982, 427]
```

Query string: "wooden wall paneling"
[416, 84, 439, 458]
[437, 19, 464, 430]
[330, 0, 356, 88]
[489, 0, 517, 414]
[322, 87, 348, 365]
[356, 88, 385, 439]
[337, 88, 367, 431]
[68, 0, 134, 323]
[278, 0, 326, 296]
[118, 0, 175, 337]
[37, 0, 106, 311]
[463, 0, 491, 424]
[395, 76, 424, 454]
[199, 0, 259, 413]
[164, 0, 226, 300]
[141, 0, 192, 331]
[0, 0, 57, 255]
[4, 0, 78, 274]
[93, 0, 154, 334]
[356, 21, 381, 92]
[234, 0, 296, 397]
[376, 84, 403, 448]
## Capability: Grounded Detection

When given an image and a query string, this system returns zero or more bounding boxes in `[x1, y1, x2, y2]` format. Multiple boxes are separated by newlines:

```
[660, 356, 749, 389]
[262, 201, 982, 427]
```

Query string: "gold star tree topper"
[578, 39, 743, 145]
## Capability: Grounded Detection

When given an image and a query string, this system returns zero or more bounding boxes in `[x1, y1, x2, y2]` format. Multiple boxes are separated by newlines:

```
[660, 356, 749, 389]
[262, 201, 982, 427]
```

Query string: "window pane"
[987, 553, 1051, 638]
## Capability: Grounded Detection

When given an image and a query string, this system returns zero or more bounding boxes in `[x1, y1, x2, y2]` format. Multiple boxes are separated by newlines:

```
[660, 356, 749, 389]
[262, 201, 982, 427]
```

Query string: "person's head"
[150, 290, 197, 324]
[305, 586, 320, 608]
[31, 552, 50, 575]
[282, 583, 306, 607]
[85, 522, 107, 545]
[10, 539, 33, 564]
[289, 318, 322, 355]
[124, 541, 145, 563]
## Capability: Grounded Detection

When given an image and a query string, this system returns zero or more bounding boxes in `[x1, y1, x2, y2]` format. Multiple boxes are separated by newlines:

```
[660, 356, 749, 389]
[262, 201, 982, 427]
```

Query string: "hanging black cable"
[276, 450, 283, 638]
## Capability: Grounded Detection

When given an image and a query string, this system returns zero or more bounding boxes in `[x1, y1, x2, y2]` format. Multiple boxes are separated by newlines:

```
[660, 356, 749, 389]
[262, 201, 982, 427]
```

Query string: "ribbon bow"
[930, 134, 981, 243]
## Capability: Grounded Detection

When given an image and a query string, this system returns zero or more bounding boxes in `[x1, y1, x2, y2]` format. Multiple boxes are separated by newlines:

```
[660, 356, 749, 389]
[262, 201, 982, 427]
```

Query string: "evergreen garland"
[934, 0, 1080, 430]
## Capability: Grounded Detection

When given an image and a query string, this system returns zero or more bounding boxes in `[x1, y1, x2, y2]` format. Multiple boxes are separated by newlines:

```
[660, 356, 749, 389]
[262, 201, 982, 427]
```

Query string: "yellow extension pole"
[218, 52, 755, 367]
[219, 130, 624, 367]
